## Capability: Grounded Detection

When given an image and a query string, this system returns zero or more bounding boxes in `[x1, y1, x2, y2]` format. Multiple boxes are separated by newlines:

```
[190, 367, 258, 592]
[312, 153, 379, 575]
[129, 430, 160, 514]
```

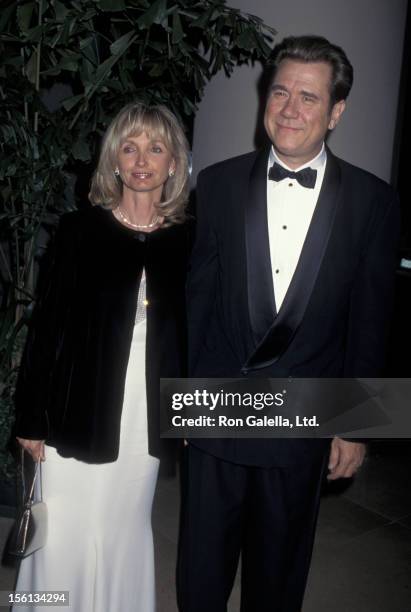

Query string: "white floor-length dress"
[13, 271, 160, 612]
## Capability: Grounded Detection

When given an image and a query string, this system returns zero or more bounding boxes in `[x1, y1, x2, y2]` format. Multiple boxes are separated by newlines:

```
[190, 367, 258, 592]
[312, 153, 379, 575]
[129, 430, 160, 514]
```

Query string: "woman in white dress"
[13, 101, 190, 611]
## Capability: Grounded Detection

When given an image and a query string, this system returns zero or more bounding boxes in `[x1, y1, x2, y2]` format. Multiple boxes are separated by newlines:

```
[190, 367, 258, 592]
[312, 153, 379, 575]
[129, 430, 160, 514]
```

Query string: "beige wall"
[192, 0, 407, 182]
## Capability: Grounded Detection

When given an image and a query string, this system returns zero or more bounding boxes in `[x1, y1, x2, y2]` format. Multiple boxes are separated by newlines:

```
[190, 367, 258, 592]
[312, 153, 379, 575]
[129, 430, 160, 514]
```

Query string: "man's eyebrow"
[270, 83, 320, 100]
[300, 90, 320, 100]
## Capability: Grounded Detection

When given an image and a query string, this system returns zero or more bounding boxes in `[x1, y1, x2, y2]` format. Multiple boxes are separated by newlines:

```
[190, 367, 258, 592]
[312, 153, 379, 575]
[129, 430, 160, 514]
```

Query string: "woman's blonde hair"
[89, 102, 190, 225]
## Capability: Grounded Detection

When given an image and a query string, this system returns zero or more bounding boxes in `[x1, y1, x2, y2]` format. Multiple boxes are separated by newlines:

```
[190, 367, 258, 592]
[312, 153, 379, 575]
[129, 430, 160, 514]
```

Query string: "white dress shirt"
[267, 144, 327, 311]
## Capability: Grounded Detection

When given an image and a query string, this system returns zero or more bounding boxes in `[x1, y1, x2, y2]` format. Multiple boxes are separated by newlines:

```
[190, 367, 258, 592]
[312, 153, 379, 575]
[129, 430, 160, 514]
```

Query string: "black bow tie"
[268, 162, 317, 189]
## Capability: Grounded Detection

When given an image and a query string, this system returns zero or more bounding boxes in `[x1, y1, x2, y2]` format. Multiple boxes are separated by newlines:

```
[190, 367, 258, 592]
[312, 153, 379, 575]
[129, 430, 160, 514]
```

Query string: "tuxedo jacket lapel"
[243, 150, 342, 373]
[244, 147, 276, 346]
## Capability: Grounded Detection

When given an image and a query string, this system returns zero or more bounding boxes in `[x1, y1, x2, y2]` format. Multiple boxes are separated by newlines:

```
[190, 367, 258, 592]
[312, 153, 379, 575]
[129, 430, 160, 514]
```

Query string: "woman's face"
[116, 131, 175, 201]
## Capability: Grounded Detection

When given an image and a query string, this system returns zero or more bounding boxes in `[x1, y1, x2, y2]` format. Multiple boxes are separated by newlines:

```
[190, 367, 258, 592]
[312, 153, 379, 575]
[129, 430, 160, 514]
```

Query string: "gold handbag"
[9, 449, 48, 557]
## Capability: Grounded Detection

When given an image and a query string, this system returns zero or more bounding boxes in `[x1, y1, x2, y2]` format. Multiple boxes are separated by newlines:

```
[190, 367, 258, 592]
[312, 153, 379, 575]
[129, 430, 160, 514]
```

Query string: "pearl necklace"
[115, 206, 159, 229]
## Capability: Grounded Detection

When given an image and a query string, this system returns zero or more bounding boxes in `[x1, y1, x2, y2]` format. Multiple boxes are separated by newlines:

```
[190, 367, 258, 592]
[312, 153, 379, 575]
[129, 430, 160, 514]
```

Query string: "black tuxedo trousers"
[177, 445, 327, 612]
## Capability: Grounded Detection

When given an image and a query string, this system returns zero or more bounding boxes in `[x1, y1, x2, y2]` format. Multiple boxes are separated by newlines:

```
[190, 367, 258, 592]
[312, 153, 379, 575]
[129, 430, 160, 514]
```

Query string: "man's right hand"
[16, 438, 45, 462]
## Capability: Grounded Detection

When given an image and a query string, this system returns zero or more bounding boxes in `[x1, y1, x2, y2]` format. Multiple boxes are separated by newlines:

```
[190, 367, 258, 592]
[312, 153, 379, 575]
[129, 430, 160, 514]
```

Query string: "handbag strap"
[20, 447, 42, 506]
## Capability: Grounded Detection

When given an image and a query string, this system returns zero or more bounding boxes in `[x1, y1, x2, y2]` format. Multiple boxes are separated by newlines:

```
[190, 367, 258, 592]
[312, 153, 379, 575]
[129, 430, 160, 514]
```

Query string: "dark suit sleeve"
[343, 191, 400, 376]
[14, 214, 80, 439]
[186, 171, 218, 375]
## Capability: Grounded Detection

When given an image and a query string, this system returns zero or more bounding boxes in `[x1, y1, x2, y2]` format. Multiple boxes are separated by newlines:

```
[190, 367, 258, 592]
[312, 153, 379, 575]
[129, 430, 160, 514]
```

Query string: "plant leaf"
[54, 0, 70, 21]
[172, 11, 185, 44]
[99, 0, 126, 11]
[95, 54, 119, 82]
[235, 29, 256, 51]
[148, 63, 166, 77]
[17, 2, 36, 35]
[61, 94, 84, 111]
[72, 139, 91, 161]
[58, 54, 81, 71]
[0, 2, 16, 32]
[22, 24, 44, 43]
[24, 51, 37, 85]
[110, 31, 136, 56]
[137, 0, 168, 28]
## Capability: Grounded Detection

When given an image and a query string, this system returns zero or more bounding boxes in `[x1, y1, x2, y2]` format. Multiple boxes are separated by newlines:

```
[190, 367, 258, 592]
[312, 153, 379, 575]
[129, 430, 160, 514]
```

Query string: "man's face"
[264, 59, 346, 169]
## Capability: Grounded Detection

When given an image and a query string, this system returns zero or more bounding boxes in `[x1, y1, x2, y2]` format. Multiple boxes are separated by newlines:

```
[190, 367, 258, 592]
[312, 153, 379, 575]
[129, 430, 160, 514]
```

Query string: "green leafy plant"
[0, 0, 275, 482]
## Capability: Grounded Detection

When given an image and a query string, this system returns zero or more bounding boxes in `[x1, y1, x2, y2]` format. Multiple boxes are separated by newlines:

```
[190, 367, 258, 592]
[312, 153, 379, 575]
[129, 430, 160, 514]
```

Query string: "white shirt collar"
[268, 143, 327, 173]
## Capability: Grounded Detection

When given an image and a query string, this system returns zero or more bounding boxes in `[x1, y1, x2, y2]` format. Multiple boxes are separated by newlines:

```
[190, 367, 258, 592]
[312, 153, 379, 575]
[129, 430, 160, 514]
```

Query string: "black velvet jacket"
[14, 207, 188, 472]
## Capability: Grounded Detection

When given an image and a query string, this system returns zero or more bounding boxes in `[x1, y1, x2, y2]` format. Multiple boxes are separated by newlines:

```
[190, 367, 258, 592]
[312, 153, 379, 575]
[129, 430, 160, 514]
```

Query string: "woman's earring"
[114, 168, 120, 176]
[168, 168, 175, 177]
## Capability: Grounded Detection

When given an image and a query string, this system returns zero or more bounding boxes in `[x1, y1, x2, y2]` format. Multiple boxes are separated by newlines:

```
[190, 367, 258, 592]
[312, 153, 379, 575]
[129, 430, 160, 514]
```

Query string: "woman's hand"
[16, 438, 46, 462]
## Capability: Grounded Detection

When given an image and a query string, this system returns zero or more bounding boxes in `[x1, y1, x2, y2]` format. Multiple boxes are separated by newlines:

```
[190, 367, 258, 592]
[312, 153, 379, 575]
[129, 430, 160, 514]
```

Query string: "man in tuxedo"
[177, 35, 400, 612]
